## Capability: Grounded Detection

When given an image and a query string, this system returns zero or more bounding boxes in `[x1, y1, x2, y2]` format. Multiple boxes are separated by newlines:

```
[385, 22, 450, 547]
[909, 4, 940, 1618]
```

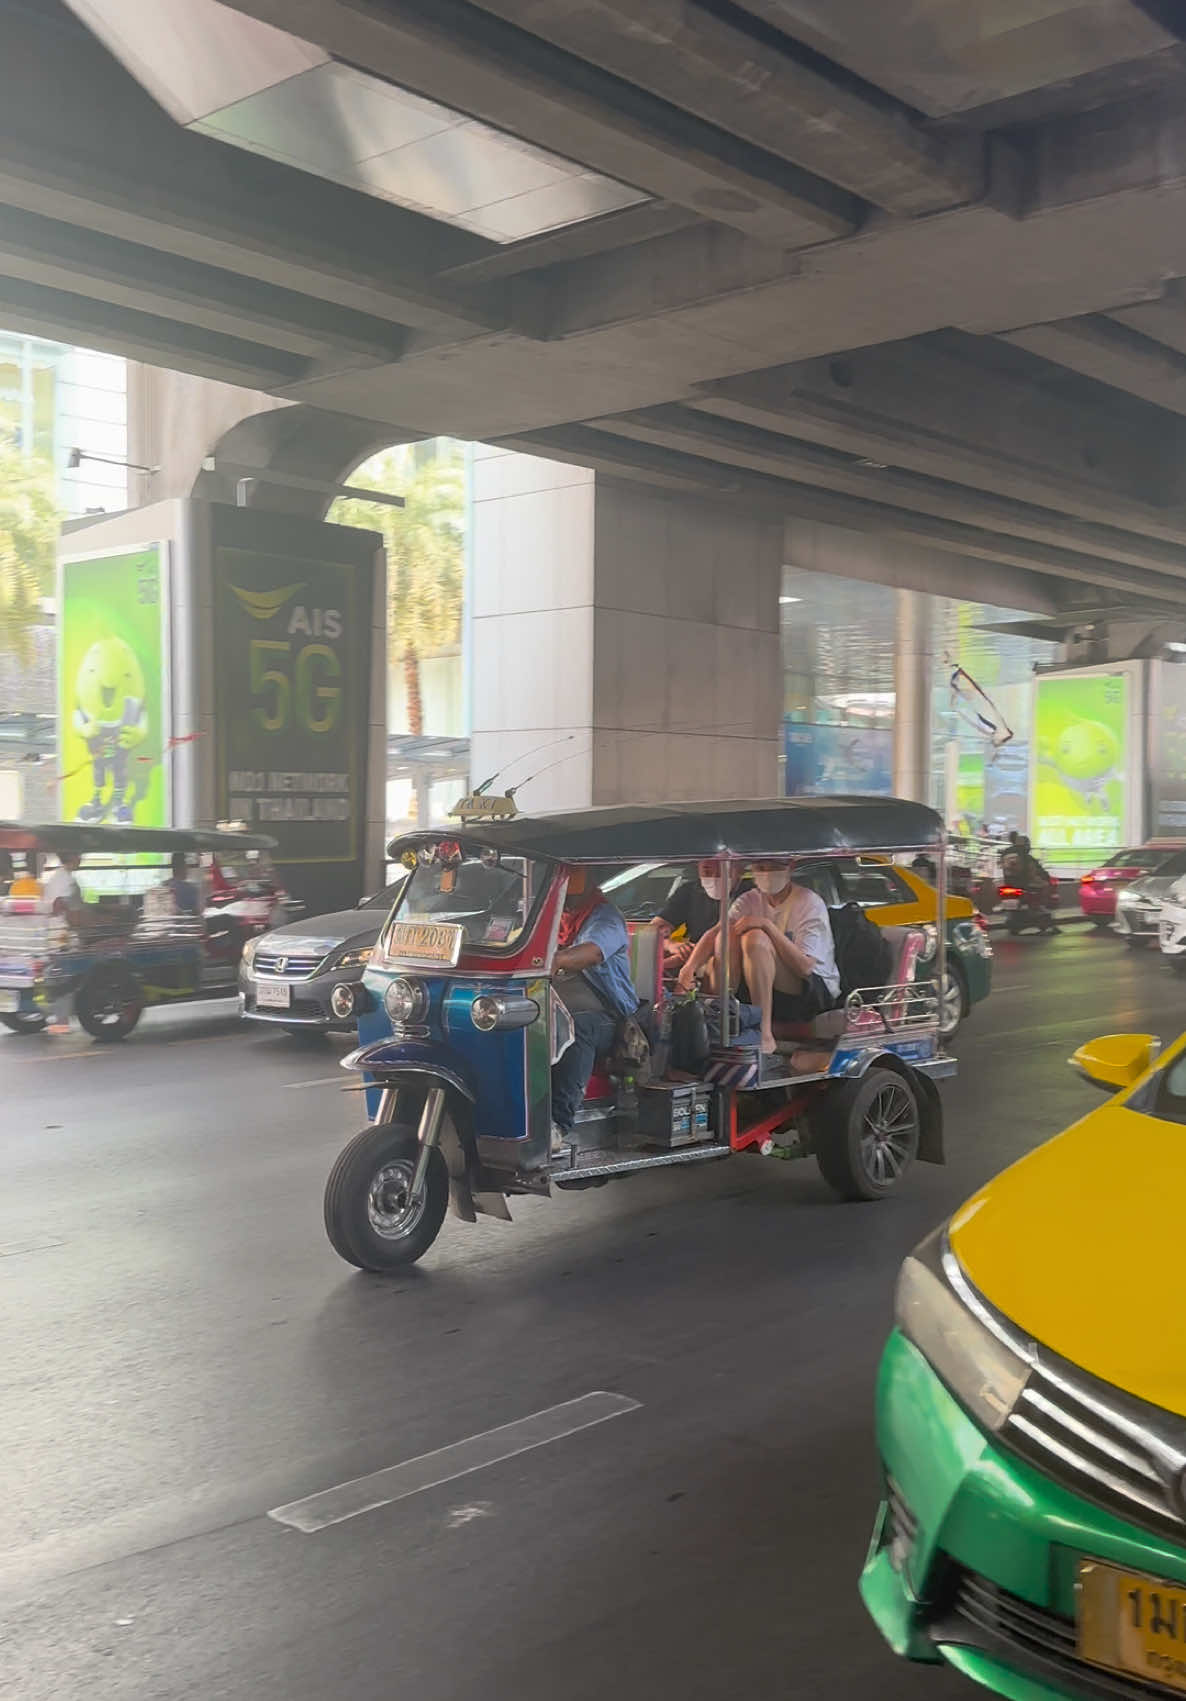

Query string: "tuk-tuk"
[0, 822, 285, 1039]
[323, 797, 956, 1272]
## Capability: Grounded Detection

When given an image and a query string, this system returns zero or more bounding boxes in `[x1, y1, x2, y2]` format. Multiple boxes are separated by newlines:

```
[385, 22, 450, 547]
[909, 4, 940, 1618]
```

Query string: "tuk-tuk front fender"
[341, 1038, 476, 1101]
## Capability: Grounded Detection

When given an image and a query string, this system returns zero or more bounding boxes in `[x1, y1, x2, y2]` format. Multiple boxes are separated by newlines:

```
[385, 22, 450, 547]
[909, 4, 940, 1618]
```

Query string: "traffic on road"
[4, 812, 1186, 1701]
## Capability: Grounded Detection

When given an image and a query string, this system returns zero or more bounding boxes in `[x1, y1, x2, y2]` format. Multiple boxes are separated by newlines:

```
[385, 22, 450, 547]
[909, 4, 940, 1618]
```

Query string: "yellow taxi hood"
[950, 1102, 1186, 1417]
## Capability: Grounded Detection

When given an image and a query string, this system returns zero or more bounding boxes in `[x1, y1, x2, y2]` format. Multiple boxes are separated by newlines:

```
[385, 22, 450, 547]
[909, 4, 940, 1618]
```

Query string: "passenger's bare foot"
[760, 1031, 777, 1054]
[790, 1048, 833, 1074]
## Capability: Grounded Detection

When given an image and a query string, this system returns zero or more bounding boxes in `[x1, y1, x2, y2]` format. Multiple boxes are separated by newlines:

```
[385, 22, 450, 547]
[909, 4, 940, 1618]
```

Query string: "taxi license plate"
[256, 980, 291, 1010]
[1079, 1560, 1186, 1694]
[0, 990, 19, 1013]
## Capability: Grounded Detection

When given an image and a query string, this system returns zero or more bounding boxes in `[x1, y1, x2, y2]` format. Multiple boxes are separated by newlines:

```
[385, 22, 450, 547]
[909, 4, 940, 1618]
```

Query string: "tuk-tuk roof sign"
[0, 821, 279, 855]
[389, 795, 943, 863]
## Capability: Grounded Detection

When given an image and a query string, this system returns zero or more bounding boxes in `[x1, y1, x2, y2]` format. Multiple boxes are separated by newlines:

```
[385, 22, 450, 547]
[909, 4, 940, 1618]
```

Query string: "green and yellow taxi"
[862, 1028, 1186, 1701]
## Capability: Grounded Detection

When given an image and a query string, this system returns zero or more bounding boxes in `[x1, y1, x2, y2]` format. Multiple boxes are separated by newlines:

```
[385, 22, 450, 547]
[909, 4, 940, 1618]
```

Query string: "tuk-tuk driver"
[162, 851, 200, 915]
[551, 868, 637, 1144]
[677, 857, 839, 1053]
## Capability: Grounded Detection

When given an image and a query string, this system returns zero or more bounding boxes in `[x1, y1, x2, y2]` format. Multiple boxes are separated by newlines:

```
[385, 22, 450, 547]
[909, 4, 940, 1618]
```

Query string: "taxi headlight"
[895, 1237, 1030, 1434]
[384, 976, 427, 1025]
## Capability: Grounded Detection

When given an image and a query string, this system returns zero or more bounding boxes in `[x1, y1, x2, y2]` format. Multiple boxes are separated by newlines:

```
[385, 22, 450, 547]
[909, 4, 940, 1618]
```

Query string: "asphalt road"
[1, 929, 1181, 1701]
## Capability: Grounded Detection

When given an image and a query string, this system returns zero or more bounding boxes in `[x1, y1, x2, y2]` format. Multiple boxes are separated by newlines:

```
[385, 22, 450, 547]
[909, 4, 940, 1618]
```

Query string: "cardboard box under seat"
[637, 1081, 714, 1147]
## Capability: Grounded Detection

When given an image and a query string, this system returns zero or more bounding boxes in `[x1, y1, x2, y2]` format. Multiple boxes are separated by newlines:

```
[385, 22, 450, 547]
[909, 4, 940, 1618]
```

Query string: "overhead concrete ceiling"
[6, 0, 1186, 617]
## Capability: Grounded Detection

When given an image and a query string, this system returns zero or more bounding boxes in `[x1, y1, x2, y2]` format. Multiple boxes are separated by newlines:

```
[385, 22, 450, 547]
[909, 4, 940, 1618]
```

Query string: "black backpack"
[831, 902, 892, 996]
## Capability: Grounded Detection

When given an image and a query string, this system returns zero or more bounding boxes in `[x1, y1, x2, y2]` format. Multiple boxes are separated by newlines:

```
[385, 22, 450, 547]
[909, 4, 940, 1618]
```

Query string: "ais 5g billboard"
[210, 507, 379, 910]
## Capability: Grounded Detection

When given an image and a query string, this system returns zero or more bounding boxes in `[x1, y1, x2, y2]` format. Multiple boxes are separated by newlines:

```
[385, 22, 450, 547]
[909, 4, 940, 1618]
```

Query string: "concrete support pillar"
[892, 587, 933, 803]
[470, 448, 783, 811]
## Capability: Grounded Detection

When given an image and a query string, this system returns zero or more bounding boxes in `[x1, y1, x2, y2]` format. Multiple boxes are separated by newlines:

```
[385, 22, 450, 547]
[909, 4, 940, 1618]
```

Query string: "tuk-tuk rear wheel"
[76, 969, 142, 1042]
[1, 1010, 47, 1034]
[812, 1067, 920, 1201]
[324, 1124, 449, 1271]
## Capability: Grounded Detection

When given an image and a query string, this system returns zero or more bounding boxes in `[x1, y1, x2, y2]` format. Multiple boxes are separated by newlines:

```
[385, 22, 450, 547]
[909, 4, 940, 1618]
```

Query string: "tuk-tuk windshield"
[383, 851, 545, 953]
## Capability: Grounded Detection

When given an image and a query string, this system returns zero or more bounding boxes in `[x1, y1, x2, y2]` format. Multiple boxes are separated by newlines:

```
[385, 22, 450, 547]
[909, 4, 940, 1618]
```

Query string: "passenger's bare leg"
[700, 929, 743, 995]
[740, 930, 778, 1053]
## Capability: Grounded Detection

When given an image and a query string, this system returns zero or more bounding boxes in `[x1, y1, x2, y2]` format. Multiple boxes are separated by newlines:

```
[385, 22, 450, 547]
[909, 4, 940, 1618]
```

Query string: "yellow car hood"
[950, 1102, 1186, 1417]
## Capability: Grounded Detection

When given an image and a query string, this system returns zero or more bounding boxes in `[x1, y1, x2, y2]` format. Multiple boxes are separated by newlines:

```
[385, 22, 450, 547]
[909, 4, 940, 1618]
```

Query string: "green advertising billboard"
[1031, 669, 1131, 852]
[212, 541, 369, 876]
[58, 542, 170, 825]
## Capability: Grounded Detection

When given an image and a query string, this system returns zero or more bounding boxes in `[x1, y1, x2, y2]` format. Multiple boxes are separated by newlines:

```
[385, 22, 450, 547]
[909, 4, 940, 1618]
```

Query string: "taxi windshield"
[382, 851, 545, 953]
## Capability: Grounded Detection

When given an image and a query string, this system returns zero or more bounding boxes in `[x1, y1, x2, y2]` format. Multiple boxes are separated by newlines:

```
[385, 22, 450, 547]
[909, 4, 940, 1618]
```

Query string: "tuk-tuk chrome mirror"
[1070, 1033, 1160, 1092]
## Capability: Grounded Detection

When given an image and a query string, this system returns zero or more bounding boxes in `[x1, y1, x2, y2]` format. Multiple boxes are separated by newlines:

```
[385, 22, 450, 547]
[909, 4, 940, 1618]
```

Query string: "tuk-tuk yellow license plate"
[1079, 1560, 1186, 1693]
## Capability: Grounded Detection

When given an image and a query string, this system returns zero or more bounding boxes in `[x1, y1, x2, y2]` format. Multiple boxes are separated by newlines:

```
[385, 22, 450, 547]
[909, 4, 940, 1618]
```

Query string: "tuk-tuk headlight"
[384, 976, 427, 1025]
[330, 983, 359, 1021]
[895, 1234, 1030, 1435]
[471, 993, 540, 1032]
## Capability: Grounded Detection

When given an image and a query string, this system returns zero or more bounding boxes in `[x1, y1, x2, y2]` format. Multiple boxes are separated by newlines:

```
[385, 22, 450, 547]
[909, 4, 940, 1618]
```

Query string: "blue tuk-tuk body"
[324, 798, 957, 1273]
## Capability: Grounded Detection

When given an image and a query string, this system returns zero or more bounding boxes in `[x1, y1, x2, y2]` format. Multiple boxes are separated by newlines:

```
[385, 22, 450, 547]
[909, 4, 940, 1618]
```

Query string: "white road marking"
[268, 1391, 641, 1533]
[281, 1075, 348, 1090]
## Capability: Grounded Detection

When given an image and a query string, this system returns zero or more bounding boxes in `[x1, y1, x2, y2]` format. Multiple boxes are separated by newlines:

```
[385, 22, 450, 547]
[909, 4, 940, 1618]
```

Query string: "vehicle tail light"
[999, 885, 1023, 898]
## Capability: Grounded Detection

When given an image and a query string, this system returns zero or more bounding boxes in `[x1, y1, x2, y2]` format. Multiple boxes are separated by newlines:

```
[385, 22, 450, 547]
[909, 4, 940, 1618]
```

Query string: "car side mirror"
[1070, 1033, 1160, 1092]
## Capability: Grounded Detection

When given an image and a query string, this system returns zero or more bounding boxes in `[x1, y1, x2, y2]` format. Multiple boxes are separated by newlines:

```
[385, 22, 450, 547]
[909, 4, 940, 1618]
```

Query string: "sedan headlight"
[895, 1233, 1030, 1434]
[333, 946, 373, 970]
[241, 935, 259, 968]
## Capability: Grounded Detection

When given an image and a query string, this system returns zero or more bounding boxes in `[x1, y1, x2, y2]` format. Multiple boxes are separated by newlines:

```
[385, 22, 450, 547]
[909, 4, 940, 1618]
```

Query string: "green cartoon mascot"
[72, 636, 148, 822]
[1039, 718, 1121, 812]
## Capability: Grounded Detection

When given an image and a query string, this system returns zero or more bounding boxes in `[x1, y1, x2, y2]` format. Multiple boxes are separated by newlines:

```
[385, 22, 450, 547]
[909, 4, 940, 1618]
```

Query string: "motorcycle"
[998, 873, 1060, 935]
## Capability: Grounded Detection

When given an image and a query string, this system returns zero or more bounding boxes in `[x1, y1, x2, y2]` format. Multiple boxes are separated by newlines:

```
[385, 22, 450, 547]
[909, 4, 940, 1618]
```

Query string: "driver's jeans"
[551, 1010, 616, 1131]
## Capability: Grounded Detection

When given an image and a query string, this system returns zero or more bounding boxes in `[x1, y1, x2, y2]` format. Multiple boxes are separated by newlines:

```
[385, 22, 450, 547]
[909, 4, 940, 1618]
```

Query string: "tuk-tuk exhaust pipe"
[410, 1086, 447, 1201]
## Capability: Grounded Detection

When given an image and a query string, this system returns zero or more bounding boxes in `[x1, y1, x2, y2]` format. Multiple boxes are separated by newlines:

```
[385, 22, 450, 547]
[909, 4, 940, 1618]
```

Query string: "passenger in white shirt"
[678, 857, 839, 1053]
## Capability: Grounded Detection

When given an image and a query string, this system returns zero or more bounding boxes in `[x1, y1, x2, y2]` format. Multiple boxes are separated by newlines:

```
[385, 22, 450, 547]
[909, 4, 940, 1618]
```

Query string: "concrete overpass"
[3, 0, 1186, 626]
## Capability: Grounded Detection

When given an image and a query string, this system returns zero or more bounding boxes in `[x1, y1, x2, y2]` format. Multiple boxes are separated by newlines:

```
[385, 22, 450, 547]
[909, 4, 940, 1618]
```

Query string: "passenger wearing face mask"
[650, 858, 749, 969]
[677, 857, 839, 1054]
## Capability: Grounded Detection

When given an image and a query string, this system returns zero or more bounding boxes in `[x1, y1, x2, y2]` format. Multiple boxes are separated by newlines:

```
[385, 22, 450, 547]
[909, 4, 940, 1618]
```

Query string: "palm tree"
[331, 444, 465, 735]
[0, 439, 58, 662]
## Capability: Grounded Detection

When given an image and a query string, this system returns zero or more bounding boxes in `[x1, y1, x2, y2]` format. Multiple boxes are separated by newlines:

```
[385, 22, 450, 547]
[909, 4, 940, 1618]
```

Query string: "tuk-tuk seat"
[770, 924, 926, 1047]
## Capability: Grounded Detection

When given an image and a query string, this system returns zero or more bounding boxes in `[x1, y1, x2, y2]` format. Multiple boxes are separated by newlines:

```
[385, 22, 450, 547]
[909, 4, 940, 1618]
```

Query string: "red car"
[1078, 842, 1183, 925]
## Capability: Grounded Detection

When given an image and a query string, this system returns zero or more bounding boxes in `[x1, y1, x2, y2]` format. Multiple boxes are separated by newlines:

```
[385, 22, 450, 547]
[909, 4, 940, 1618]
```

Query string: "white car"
[1158, 871, 1186, 969]
[1113, 847, 1186, 945]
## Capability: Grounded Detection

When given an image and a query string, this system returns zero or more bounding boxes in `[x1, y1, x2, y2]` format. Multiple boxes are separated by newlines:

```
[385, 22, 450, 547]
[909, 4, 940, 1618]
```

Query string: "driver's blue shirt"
[576, 901, 637, 1017]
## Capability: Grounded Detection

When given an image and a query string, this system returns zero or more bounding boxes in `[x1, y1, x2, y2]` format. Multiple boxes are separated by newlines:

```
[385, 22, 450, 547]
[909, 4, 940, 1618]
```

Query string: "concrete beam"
[437, 202, 701, 286]
[729, 1, 1178, 119]
[0, 205, 409, 363]
[503, 422, 1186, 609]
[466, 0, 985, 213]
[1001, 316, 1186, 417]
[216, 0, 860, 244]
[693, 337, 1171, 517]
[596, 403, 1186, 581]
[0, 274, 308, 389]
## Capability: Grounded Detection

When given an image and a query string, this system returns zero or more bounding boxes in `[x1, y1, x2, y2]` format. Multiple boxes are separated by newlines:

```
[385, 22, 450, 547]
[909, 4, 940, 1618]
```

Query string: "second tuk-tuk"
[0, 822, 286, 1039]
[322, 797, 957, 1273]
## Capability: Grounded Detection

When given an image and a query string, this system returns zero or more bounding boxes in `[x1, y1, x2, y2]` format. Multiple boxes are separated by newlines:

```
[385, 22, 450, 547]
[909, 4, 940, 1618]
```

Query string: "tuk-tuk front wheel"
[812, 1067, 920, 1201]
[76, 969, 142, 1041]
[324, 1125, 449, 1271]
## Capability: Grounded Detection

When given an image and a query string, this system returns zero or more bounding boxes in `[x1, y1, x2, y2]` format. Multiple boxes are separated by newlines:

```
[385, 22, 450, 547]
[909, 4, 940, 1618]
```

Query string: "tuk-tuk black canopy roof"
[391, 796, 944, 864]
[0, 822, 278, 855]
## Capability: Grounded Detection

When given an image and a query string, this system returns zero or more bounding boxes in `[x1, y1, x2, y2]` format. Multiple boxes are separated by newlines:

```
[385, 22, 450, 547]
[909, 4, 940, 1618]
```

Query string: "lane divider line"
[268, 1391, 642, 1533]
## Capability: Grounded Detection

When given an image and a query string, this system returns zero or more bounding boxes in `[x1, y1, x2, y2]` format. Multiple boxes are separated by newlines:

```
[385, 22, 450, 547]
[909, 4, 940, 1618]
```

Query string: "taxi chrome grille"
[937, 1567, 1173, 1701]
[254, 949, 325, 979]
[1002, 1361, 1186, 1540]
